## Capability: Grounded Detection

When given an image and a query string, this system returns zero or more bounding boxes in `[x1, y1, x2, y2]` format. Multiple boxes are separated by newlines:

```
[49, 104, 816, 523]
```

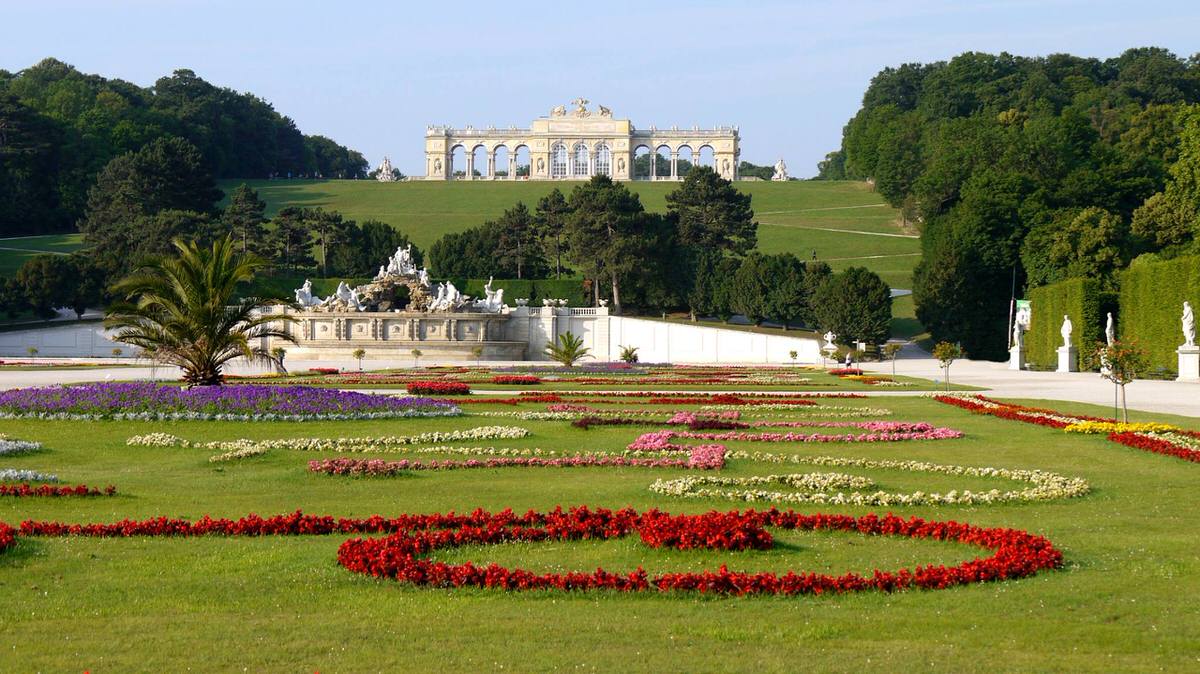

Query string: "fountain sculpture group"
[276, 246, 528, 361]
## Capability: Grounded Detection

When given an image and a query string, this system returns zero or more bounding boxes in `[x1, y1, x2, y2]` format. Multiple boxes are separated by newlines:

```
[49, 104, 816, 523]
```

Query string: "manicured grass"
[0, 233, 85, 277]
[1, 393, 1198, 670]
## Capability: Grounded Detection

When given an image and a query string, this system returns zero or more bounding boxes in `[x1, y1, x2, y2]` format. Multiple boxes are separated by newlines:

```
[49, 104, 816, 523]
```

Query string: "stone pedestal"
[1008, 345, 1025, 371]
[1056, 346, 1078, 373]
[1178, 346, 1200, 382]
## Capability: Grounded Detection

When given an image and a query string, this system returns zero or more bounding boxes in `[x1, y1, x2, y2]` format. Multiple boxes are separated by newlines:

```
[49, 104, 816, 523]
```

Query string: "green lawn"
[1, 394, 1198, 670]
[0, 233, 85, 277]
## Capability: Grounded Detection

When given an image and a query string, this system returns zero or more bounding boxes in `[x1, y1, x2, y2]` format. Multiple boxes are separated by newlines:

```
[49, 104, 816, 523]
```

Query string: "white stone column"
[650, 152, 657, 181]
[464, 153, 474, 181]
[670, 151, 679, 180]
[487, 151, 496, 179]
[509, 152, 517, 180]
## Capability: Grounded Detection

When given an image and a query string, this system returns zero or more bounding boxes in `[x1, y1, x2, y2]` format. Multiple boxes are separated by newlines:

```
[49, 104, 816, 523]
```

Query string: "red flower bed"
[0, 522, 14, 553]
[1108, 431, 1200, 463]
[336, 507, 1063, 596]
[0, 483, 116, 497]
[3, 507, 1062, 596]
[828, 368, 864, 376]
[406, 381, 471, 395]
[491, 375, 542, 385]
[307, 368, 339, 375]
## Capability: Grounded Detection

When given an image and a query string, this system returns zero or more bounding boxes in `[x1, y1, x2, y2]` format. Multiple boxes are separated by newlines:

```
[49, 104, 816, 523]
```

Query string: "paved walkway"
[858, 353, 1200, 418]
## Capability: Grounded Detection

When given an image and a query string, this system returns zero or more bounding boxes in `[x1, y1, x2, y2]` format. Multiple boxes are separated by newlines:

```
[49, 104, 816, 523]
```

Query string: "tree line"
[423, 168, 891, 343]
[0, 58, 367, 237]
[819, 47, 1200, 358]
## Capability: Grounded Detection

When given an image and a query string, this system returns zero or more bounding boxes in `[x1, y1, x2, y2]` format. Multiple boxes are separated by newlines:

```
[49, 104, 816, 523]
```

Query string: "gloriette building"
[423, 98, 740, 181]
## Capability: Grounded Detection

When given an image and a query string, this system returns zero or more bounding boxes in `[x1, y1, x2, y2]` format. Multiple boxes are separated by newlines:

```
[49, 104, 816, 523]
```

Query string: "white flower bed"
[127, 426, 531, 454]
[209, 446, 270, 462]
[649, 451, 1089, 506]
[0, 468, 58, 482]
[0, 434, 42, 456]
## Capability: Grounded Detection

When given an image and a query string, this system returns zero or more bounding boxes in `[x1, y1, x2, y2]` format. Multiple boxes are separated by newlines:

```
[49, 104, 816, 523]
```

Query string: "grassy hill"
[0, 233, 85, 277]
[218, 179, 917, 287]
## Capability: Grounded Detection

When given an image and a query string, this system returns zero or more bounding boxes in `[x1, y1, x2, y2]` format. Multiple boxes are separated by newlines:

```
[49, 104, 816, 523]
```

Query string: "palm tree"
[105, 236, 295, 386]
[545, 331, 590, 367]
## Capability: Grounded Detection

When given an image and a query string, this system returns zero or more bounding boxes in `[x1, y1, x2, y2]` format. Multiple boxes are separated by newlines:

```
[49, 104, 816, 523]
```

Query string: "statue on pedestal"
[376, 156, 396, 182]
[1012, 321, 1024, 349]
[1060, 315, 1073, 348]
[772, 158, 789, 181]
[1183, 301, 1196, 348]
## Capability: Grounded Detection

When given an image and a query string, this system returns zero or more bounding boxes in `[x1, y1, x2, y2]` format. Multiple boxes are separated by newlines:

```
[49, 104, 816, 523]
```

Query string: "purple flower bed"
[0, 383, 460, 421]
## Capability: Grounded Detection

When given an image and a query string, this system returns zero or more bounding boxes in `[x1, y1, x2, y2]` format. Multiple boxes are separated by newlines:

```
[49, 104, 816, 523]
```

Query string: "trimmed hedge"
[1026, 278, 1114, 370]
[1118, 255, 1200, 375]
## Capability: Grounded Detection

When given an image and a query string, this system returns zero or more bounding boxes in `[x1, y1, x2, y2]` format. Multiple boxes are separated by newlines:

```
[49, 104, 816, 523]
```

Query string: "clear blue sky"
[6, 0, 1199, 177]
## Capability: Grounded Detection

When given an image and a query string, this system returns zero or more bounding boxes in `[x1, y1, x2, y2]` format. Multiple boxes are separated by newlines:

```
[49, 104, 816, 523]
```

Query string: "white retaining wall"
[0, 322, 126, 358]
[510, 308, 821, 364]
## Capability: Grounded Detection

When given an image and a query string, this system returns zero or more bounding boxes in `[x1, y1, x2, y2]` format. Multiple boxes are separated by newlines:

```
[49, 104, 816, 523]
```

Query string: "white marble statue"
[473, 276, 505, 313]
[1060, 315, 1073, 348]
[417, 267, 430, 287]
[772, 158, 789, 181]
[429, 281, 464, 312]
[376, 156, 396, 182]
[331, 281, 364, 311]
[374, 265, 388, 281]
[1184, 301, 1196, 348]
[1012, 320, 1024, 349]
[293, 279, 321, 308]
[388, 244, 416, 277]
[1105, 312, 1115, 346]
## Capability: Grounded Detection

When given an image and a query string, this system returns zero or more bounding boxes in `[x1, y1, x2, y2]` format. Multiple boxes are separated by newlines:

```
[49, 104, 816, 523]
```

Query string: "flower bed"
[0, 383, 459, 421]
[0, 468, 58, 482]
[491, 375, 541, 385]
[1, 507, 1063, 596]
[0, 435, 42, 456]
[128, 426, 530, 454]
[406, 381, 471, 396]
[828, 368, 864, 376]
[0, 483, 116, 497]
[935, 394, 1200, 464]
[628, 424, 963, 451]
[650, 452, 1089, 506]
[335, 507, 1064, 596]
[307, 444, 726, 475]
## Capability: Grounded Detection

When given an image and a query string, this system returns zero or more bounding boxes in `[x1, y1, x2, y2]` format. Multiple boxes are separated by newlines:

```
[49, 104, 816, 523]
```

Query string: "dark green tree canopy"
[665, 166, 757, 256]
[812, 267, 893, 346]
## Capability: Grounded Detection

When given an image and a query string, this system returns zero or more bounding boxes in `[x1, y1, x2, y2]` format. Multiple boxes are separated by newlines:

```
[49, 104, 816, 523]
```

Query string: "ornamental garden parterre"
[1, 377, 1198, 669]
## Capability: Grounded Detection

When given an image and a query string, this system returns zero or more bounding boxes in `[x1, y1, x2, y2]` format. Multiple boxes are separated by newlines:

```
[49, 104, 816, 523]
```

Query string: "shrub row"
[1118, 255, 1200, 374]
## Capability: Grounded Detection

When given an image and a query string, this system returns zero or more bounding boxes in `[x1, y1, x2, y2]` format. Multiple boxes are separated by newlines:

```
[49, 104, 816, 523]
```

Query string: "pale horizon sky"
[5, 0, 1199, 177]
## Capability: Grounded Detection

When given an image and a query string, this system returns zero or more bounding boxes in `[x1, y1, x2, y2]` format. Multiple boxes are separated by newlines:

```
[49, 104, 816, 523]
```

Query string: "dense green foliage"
[1026, 277, 1113, 369]
[1117, 254, 1200, 373]
[0, 58, 365, 236]
[826, 48, 1200, 358]
[811, 267, 894, 345]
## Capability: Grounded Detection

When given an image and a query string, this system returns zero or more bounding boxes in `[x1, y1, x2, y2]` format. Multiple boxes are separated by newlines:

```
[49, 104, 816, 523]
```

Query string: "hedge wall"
[1118, 255, 1200, 375]
[1026, 278, 1113, 370]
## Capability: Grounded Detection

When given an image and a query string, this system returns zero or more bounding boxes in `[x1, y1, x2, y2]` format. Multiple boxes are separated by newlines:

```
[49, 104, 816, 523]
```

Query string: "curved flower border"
[0, 507, 1063, 596]
[649, 452, 1089, 506]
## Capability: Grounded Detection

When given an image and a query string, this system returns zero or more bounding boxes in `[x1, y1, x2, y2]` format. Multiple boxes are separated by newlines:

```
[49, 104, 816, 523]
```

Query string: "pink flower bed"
[628, 424, 962, 451]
